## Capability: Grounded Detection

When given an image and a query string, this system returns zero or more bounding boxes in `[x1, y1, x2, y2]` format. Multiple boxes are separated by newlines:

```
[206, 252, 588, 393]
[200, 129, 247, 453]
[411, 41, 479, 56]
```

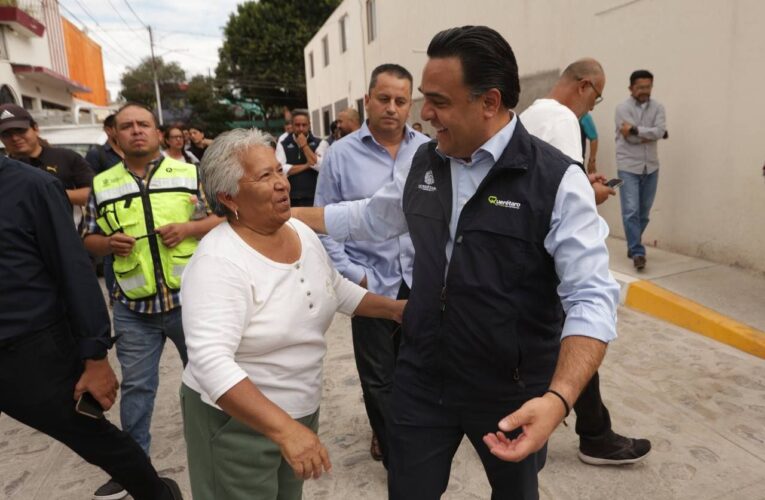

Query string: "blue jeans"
[113, 302, 188, 455]
[618, 169, 659, 258]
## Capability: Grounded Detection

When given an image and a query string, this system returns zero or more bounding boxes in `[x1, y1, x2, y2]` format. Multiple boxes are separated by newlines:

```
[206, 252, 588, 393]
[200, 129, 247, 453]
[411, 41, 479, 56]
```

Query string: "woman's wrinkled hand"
[275, 420, 332, 480]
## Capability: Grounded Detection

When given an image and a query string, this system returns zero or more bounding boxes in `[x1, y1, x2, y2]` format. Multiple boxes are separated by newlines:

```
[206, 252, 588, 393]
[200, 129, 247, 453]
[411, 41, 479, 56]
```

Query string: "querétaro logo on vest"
[488, 195, 521, 209]
[418, 170, 437, 192]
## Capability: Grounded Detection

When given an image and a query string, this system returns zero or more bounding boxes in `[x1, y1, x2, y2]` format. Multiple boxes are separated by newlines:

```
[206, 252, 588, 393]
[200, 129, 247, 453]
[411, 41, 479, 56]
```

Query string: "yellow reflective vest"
[92, 157, 199, 300]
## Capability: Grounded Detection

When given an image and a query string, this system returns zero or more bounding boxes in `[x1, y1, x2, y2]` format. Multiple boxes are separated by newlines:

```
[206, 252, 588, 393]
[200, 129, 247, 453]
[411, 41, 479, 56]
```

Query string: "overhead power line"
[157, 29, 221, 39]
[105, 0, 144, 37]
[57, 1, 140, 66]
[122, 0, 147, 27]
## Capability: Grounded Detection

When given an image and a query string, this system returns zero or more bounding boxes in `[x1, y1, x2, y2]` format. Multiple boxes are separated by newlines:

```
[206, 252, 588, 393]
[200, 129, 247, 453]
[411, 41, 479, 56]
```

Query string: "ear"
[482, 88, 503, 117]
[364, 93, 371, 110]
[216, 192, 236, 215]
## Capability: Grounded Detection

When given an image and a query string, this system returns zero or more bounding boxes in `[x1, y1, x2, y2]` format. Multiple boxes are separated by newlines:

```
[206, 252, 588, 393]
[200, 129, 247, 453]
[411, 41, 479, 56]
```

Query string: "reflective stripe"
[150, 176, 197, 191]
[118, 273, 147, 292]
[172, 264, 186, 277]
[95, 182, 141, 205]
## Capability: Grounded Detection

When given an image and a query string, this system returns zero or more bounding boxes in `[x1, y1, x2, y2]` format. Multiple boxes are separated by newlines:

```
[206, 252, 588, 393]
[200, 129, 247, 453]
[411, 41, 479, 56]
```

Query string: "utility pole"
[148, 25, 163, 125]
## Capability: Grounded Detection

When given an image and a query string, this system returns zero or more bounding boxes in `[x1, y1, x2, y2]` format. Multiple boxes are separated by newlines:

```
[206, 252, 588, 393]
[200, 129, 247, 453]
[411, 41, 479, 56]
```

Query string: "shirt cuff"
[560, 303, 617, 344]
[325, 203, 351, 242]
[344, 264, 366, 286]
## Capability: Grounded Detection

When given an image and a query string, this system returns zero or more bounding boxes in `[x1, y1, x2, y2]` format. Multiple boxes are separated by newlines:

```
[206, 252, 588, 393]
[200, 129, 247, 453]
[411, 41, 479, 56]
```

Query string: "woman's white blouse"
[180, 219, 367, 418]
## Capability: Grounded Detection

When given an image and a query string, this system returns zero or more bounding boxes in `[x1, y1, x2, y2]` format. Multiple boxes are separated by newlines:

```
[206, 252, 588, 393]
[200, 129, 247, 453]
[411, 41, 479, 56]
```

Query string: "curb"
[621, 280, 765, 360]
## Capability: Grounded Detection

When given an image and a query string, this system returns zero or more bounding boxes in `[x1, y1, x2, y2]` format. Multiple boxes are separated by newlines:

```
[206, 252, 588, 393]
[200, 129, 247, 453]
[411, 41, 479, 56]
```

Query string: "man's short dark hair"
[291, 109, 310, 121]
[188, 123, 206, 135]
[427, 26, 520, 109]
[368, 64, 413, 94]
[114, 102, 158, 127]
[630, 70, 654, 86]
[103, 114, 116, 129]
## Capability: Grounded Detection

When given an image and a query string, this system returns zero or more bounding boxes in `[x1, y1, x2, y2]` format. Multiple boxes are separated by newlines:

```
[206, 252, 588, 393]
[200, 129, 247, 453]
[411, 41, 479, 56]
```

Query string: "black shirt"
[13, 145, 94, 189]
[187, 142, 207, 161]
[85, 141, 123, 174]
[0, 156, 111, 359]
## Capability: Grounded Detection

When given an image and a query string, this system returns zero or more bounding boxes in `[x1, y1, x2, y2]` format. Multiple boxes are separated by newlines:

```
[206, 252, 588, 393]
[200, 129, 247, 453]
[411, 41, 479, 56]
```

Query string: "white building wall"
[305, 0, 765, 273]
[17, 78, 72, 109]
[4, 25, 52, 69]
[305, 0, 367, 136]
[42, 0, 68, 76]
[1, 9, 77, 111]
[0, 62, 20, 101]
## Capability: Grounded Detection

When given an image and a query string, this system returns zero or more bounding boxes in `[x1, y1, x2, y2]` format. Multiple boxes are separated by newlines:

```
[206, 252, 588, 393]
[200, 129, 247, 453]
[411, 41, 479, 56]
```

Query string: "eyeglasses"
[167, 135, 184, 140]
[585, 81, 604, 105]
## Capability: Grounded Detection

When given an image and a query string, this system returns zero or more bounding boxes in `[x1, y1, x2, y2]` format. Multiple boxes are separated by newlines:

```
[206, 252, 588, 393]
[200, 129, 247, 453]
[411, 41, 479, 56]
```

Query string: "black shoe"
[627, 250, 632, 259]
[633, 255, 646, 270]
[93, 479, 127, 500]
[370, 433, 383, 461]
[160, 477, 183, 500]
[578, 430, 651, 465]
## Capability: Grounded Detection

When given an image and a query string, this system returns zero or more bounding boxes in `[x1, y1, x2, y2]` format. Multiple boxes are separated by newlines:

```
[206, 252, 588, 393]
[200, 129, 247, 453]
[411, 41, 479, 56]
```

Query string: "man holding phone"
[520, 59, 615, 205]
[520, 58, 651, 466]
[275, 109, 329, 207]
[0, 155, 182, 499]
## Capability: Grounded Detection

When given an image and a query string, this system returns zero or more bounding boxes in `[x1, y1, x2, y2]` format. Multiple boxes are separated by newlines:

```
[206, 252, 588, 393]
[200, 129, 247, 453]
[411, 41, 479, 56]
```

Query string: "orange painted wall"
[62, 18, 108, 106]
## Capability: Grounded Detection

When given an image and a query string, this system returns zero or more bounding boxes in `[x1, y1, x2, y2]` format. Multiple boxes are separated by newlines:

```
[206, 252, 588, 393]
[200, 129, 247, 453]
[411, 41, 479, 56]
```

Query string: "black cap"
[0, 104, 33, 133]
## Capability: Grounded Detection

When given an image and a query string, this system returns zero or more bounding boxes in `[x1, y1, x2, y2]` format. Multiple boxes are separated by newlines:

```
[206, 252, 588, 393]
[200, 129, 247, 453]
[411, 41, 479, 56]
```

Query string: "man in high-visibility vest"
[82, 103, 221, 500]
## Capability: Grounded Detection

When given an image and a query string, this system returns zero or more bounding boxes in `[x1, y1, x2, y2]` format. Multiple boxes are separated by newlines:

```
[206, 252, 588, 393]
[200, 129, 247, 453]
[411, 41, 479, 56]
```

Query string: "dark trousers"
[0, 324, 171, 500]
[387, 386, 546, 500]
[351, 282, 409, 464]
[103, 254, 115, 298]
[573, 371, 612, 439]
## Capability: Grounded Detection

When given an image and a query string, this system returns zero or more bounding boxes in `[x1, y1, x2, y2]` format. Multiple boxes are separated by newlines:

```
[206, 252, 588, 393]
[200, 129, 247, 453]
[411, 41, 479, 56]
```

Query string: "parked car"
[38, 123, 107, 157]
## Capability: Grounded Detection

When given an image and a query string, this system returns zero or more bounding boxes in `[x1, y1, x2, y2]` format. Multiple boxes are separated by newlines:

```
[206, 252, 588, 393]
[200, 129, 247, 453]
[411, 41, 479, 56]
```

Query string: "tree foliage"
[217, 0, 340, 116]
[186, 75, 234, 137]
[119, 57, 186, 109]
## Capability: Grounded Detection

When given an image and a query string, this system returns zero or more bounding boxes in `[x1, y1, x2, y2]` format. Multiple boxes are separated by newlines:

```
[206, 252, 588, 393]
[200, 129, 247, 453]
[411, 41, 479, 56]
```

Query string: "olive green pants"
[180, 383, 319, 500]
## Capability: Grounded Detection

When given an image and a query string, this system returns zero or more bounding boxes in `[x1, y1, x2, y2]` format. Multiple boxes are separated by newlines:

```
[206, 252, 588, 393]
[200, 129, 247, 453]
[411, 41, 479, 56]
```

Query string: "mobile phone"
[605, 178, 624, 189]
[76, 392, 104, 419]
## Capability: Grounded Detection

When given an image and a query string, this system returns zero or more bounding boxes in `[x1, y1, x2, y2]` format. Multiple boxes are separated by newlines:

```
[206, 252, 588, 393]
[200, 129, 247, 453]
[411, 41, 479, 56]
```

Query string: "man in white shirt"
[520, 59, 613, 205]
[521, 58, 651, 467]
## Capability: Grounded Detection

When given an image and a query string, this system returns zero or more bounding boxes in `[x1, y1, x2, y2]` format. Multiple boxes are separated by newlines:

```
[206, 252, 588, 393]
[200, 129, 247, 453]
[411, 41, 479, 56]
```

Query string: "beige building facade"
[305, 0, 765, 273]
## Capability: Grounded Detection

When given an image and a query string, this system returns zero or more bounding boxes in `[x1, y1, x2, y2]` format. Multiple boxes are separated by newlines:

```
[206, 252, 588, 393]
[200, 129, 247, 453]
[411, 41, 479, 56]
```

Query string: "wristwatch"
[629, 125, 639, 136]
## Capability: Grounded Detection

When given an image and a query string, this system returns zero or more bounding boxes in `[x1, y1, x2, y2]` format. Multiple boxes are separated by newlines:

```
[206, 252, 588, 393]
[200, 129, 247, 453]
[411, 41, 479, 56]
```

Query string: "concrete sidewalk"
[1, 242, 764, 499]
[606, 237, 765, 359]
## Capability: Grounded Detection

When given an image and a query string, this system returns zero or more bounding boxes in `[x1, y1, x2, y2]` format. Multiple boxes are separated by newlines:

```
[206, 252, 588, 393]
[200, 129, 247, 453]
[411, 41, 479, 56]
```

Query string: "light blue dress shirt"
[314, 123, 430, 298]
[325, 114, 619, 343]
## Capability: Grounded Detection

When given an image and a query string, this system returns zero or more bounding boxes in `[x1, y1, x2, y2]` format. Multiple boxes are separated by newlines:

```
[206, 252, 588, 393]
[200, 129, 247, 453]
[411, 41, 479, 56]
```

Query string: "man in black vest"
[292, 26, 619, 499]
[275, 109, 327, 206]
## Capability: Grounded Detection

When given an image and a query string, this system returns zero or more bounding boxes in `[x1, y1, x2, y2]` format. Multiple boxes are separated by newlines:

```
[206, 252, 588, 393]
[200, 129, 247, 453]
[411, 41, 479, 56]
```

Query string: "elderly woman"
[179, 128, 405, 500]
